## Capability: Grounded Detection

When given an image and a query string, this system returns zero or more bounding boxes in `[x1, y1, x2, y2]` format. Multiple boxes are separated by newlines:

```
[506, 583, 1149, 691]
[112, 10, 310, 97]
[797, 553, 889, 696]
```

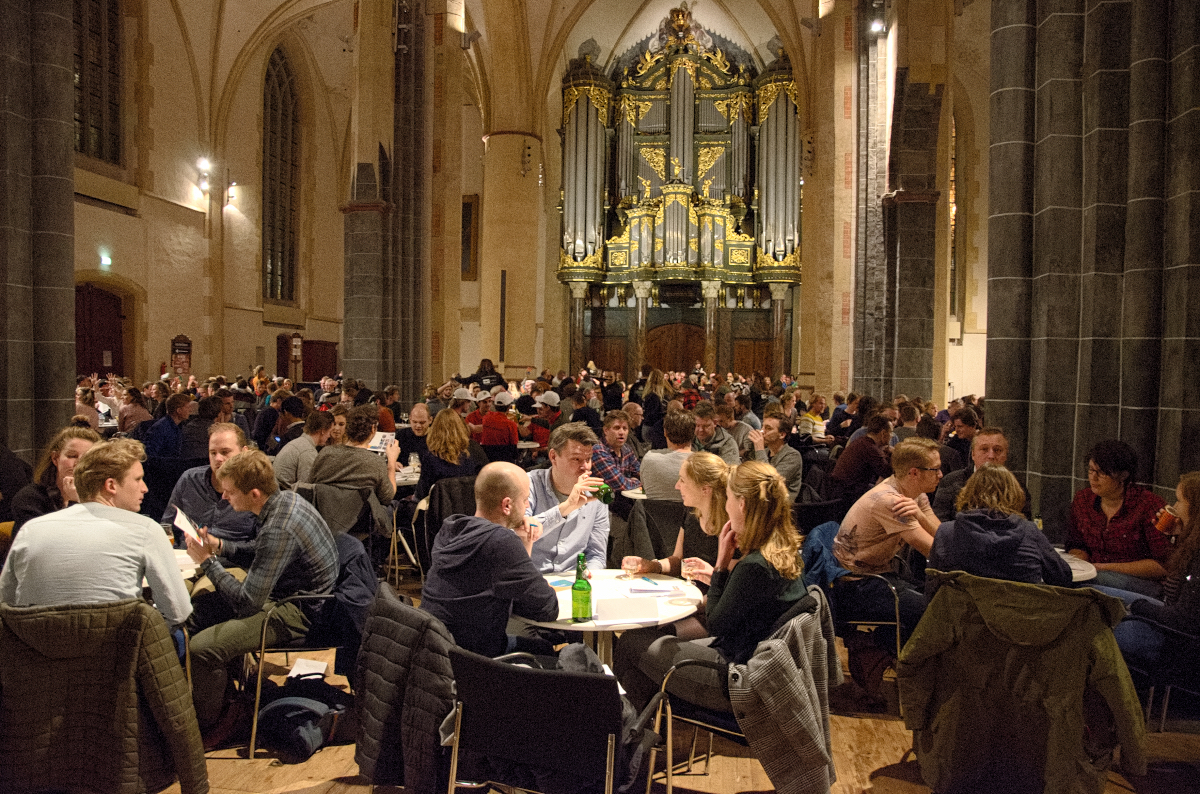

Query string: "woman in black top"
[614, 461, 806, 711]
[10, 426, 101, 536]
[416, 410, 480, 500]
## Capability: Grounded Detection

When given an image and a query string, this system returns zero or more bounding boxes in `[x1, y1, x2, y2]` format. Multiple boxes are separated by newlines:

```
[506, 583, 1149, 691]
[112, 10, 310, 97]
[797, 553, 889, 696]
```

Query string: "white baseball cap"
[494, 392, 514, 407]
[536, 391, 561, 407]
[452, 388, 476, 401]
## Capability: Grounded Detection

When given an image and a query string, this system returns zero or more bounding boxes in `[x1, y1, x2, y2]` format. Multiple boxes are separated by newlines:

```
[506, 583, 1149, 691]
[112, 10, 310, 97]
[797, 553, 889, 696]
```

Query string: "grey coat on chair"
[728, 586, 842, 794]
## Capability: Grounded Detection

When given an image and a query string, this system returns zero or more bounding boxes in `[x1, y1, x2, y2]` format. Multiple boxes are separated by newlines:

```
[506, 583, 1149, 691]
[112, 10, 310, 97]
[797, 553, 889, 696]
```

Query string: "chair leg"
[704, 730, 713, 774]
[645, 697, 665, 794]
[686, 725, 698, 772]
[447, 703, 462, 794]
[1160, 686, 1171, 734]
[1145, 685, 1155, 728]
[665, 700, 675, 794]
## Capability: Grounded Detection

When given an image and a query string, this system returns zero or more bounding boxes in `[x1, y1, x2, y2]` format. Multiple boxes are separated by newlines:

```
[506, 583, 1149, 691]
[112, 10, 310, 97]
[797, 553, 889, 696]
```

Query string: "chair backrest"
[139, 456, 208, 520]
[792, 498, 846, 534]
[800, 521, 848, 591]
[640, 499, 688, 560]
[480, 444, 518, 464]
[448, 646, 623, 781]
[419, 475, 477, 573]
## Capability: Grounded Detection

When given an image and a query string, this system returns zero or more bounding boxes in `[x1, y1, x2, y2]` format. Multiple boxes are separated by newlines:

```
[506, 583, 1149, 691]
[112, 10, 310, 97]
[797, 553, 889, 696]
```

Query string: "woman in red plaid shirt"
[1065, 439, 1170, 598]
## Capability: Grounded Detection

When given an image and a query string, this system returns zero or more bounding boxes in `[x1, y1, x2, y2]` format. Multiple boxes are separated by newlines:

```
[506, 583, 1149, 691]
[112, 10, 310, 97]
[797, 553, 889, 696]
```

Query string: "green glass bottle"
[571, 553, 591, 622]
[594, 482, 615, 505]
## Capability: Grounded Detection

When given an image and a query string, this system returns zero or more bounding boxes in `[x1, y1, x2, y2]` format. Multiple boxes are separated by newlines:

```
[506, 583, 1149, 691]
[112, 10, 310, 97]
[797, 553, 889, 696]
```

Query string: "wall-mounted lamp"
[198, 158, 212, 193]
[226, 172, 237, 206]
[870, 18, 885, 33]
[99, 253, 112, 270]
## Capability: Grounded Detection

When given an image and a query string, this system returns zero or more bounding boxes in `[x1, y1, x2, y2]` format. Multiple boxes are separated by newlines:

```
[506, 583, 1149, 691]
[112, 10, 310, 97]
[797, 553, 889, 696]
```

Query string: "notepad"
[368, 431, 395, 453]
[172, 509, 202, 543]
[628, 577, 679, 595]
[288, 658, 328, 678]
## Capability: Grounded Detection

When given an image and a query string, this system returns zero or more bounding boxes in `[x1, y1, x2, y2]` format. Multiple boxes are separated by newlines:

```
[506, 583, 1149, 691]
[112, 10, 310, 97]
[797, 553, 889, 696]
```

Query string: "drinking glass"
[620, 557, 640, 580]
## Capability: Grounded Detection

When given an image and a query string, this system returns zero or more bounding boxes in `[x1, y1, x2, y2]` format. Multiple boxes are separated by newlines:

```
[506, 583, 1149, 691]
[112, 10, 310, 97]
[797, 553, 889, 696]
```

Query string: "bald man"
[397, 403, 430, 463]
[419, 462, 559, 657]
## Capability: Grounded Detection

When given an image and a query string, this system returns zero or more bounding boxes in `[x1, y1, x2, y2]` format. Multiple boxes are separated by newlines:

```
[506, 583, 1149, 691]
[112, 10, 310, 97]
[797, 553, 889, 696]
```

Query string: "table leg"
[596, 630, 613, 667]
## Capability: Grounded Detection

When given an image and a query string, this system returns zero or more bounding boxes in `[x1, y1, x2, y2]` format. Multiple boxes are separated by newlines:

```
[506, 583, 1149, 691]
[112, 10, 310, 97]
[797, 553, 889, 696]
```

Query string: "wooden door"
[589, 337, 627, 379]
[75, 283, 124, 376]
[276, 335, 291, 379]
[646, 323, 705, 374]
[733, 339, 771, 376]
[302, 340, 339, 381]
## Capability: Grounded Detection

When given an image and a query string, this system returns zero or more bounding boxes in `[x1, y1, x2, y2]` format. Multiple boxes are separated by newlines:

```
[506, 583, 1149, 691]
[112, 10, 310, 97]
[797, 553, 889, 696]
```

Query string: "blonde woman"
[614, 460, 806, 711]
[621, 451, 729, 578]
[927, 464, 1071, 590]
[416, 409, 479, 499]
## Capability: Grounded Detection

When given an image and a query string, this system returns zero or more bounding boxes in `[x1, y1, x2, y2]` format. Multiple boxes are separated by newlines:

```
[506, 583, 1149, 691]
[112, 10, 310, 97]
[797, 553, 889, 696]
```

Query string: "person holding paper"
[160, 423, 258, 549]
[1, 438, 192, 628]
[419, 462, 558, 657]
[183, 450, 337, 743]
[613, 461, 806, 712]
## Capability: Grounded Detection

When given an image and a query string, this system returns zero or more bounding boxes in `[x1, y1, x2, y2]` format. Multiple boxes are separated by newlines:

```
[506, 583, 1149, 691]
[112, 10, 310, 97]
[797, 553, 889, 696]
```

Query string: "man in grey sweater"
[273, 411, 334, 489]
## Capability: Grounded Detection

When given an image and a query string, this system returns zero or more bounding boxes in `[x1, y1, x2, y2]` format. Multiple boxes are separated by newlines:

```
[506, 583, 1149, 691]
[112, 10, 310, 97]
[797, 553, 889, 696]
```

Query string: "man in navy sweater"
[420, 462, 558, 657]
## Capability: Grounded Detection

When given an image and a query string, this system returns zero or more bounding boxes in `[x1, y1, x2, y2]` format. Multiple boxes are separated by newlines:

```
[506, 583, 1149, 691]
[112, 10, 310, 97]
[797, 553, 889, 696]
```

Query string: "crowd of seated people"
[1, 359, 1194, 786]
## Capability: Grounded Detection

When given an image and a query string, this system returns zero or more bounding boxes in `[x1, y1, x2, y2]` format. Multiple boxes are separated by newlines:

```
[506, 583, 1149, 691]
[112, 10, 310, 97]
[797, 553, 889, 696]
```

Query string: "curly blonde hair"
[427, 409, 470, 464]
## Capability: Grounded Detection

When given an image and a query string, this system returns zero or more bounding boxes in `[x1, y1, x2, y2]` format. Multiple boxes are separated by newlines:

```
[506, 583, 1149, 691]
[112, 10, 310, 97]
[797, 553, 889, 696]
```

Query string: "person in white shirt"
[640, 410, 696, 501]
[0, 438, 192, 628]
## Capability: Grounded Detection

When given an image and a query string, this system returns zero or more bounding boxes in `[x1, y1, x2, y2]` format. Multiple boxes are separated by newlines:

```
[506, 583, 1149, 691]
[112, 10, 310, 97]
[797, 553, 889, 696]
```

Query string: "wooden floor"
[163, 579, 1200, 794]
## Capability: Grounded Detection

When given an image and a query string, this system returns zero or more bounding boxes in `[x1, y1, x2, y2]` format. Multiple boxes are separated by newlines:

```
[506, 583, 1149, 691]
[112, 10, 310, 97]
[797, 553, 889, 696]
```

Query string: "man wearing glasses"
[830, 438, 943, 696]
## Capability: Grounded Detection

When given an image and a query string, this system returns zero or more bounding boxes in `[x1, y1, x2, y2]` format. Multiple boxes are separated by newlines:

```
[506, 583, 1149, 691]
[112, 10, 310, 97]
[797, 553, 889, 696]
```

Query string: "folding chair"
[244, 533, 372, 756]
[446, 646, 624, 794]
[1122, 615, 1200, 732]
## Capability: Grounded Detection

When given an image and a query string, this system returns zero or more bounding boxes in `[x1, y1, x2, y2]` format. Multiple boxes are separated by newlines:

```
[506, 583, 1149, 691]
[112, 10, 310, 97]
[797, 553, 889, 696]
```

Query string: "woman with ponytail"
[614, 460, 807, 712]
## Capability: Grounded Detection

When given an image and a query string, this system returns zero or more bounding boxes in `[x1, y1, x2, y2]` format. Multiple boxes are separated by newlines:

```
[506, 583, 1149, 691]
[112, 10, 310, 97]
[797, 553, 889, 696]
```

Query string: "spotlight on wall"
[870, 18, 885, 33]
[99, 253, 112, 270]
[198, 158, 212, 193]
[226, 176, 237, 206]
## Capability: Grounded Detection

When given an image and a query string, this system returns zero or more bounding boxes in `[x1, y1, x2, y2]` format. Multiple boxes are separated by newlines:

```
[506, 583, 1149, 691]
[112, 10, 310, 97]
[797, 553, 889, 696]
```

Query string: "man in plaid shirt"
[184, 449, 337, 743]
[592, 410, 641, 493]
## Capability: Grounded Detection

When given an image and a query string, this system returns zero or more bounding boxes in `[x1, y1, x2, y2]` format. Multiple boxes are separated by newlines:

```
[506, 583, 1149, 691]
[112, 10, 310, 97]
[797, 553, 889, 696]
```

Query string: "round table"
[623, 487, 648, 501]
[518, 569, 701, 665]
[516, 440, 541, 450]
[395, 466, 420, 487]
[1057, 549, 1097, 582]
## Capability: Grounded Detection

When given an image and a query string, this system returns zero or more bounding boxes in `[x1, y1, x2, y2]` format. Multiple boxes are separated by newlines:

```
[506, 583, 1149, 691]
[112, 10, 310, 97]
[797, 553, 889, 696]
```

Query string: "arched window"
[74, 0, 122, 164]
[262, 48, 299, 303]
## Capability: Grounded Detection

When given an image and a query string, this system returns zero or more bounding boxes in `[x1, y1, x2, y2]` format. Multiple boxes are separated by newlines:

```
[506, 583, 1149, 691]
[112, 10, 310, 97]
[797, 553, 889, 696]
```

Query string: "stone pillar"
[1121, 0, 1166, 475]
[632, 280, 651, 373]
[568, 282, 588, 376]
[768, 283, 790, 378]
[884, 190, 939, 400]
[343, 163, 386, 389]
[985, 0, 1037, 493]
[1157, 0, 1200, 484]
[701, 280, 722, 375]
[390, 0, 427, 401]
[0, 0, 76, 459]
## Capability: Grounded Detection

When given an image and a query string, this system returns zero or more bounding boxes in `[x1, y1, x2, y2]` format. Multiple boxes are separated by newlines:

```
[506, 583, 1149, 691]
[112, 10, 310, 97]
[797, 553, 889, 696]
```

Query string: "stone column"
[768, 283, 790, 378]
[884, 190, 939, 401]
[1157, 0, 1200, 484]
[701, 280, 722, 375]
[1121, 0, 1166, 474]
[985, 0, 1037, 493]
[568, 282, 589, 376]
[0, 0, 76, 459]
[632, 280, 651, 373]
[343, 163, 387, 389]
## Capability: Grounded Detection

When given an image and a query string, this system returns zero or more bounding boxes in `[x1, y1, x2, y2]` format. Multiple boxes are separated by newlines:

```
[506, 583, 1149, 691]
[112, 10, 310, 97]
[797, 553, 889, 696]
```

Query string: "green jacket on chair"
[896, 570, 1146, 794]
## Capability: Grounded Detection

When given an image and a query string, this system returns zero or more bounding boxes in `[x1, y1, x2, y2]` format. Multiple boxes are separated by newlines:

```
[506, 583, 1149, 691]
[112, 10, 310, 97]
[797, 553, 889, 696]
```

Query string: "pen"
[641, 576, 656, 585]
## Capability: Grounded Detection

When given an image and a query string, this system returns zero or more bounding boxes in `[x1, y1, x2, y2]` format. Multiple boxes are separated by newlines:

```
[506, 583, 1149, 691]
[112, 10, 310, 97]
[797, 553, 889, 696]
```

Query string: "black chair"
[480, 443, 519, 464]
[140, 456, 208, 524]
[1122, 615, 1200, 732]
[417, 475, 477, 574]
[791, 497, 846, 534]
[245, 532, 374, 756]
[446, 646, 624, 794]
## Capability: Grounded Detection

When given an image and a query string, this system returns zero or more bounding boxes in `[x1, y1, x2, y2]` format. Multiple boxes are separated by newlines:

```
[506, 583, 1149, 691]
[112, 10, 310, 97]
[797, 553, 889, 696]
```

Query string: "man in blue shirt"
[161, 422, 257, 549]
[526, 422, 609, 572]
[143, 393, 192, 458]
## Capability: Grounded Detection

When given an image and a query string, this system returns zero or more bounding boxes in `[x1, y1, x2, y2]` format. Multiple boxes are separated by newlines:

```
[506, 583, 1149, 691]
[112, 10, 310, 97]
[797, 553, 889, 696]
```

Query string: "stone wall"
[987, 0, 1200, 535]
